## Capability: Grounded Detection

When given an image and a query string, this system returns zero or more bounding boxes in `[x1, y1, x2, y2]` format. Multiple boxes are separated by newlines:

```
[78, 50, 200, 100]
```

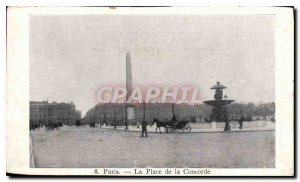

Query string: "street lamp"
[224, 94, 231, 131]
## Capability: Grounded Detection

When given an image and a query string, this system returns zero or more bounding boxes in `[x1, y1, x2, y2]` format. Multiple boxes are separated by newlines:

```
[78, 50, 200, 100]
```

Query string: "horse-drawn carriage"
[153, 118, 192, 133]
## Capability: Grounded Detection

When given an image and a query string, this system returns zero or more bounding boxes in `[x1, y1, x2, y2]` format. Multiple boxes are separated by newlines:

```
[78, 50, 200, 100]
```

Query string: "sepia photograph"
[6, 7, 294, 176]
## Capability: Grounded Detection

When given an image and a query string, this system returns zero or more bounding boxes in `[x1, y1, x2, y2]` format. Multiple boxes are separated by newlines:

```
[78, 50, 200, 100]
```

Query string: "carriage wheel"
[185, 124, 192, 133]
[177, 128, 184, 133]
[177, 125, 192, 133]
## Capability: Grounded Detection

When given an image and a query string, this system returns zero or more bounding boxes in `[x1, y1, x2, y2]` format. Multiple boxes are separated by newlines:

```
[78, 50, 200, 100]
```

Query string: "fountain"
[204, 81, 235, 131]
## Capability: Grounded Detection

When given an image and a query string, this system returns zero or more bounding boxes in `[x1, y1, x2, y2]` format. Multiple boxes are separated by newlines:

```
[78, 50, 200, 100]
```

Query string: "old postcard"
[6, 7, 294, 176]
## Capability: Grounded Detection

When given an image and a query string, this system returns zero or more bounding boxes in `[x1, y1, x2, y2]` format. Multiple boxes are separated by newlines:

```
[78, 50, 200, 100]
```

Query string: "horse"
[153, 118, 172, 133]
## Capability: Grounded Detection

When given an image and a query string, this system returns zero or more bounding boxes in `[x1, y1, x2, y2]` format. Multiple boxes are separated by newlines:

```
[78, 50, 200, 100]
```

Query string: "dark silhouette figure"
[75, 120, 81, 127]
[141, 119, 148, 137]
[89, 122, 96, 127]
[113, 120, 117, 129]
[45, 121, 62, 131]
[238, 117, 245, 130]
[171, 115, 177, 126]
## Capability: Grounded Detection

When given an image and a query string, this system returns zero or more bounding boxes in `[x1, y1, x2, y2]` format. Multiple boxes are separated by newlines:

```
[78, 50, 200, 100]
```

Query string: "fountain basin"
[204, 100, 235, 107]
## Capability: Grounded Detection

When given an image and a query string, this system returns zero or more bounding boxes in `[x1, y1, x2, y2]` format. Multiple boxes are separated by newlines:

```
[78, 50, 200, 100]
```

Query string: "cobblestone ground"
[31, 126, 275, 168]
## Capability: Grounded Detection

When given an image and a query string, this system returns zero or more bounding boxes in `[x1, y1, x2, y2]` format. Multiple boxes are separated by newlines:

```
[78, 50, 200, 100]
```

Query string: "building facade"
[30, 101, 78, 127]
[75, 110, 82, 120]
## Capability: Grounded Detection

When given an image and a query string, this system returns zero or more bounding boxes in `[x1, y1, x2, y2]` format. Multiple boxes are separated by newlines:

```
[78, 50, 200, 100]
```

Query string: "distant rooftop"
[30, 101, 75, 105]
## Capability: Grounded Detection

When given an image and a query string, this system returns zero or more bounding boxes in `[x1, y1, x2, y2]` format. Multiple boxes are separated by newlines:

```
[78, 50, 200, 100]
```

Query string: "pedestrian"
[238, 117, 244, 130]
[141, 119, 148, 137]
[171, 115, 177, 126]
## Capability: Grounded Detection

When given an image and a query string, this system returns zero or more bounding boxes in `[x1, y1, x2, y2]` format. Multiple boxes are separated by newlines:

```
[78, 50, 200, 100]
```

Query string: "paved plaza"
[30, 126, 275, 168]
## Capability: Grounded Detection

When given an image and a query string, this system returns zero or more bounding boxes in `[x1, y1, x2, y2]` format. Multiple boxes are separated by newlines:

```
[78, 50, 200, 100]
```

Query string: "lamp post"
[113, 112, 117, 129]
[125, 108, 129, 130]
[143, 102, 146, 120]
[224, 94, 231, 131]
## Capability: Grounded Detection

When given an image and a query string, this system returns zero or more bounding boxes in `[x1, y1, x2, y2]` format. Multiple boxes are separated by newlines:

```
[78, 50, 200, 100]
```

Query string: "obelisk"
[126, 52, 132, 101]
[125, 52, 134, 129]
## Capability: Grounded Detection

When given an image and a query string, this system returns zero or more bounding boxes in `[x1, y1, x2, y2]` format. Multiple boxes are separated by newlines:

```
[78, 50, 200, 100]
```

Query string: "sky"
[30, 14, 275, 115]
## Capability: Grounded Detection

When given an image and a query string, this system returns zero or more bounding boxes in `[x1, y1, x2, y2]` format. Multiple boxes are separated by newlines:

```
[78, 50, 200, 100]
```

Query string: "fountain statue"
[204, 81, 235, 131]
